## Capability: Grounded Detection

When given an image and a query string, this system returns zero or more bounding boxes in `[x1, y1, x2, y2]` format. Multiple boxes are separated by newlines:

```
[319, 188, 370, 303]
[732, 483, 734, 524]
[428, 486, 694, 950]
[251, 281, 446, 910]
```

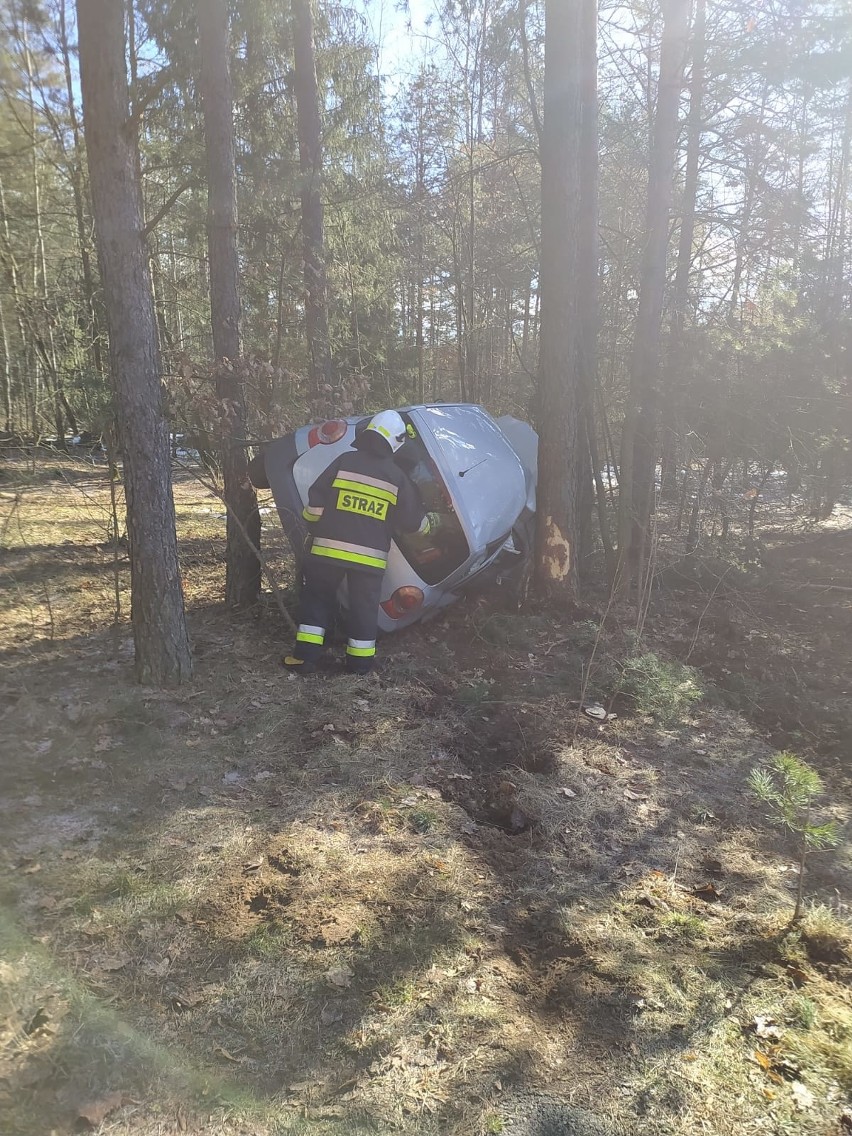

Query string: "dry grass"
[1, 456, 851, 1135]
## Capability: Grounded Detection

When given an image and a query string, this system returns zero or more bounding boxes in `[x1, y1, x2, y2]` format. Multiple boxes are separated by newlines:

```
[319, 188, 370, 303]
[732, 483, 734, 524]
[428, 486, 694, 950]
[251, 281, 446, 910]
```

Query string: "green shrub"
[749, 752, 840, 921]
[617, 650, 703, 725]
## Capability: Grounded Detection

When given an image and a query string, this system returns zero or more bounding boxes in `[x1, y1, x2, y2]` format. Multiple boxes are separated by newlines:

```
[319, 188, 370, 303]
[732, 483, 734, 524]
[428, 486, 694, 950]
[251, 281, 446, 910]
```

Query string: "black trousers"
[294, 557, 383, 673]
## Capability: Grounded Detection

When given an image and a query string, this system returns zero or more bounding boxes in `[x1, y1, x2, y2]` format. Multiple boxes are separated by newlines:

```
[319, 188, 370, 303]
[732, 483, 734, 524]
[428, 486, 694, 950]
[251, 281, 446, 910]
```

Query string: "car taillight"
[308, 419, 348, 447]
[381, 585, 424, 619]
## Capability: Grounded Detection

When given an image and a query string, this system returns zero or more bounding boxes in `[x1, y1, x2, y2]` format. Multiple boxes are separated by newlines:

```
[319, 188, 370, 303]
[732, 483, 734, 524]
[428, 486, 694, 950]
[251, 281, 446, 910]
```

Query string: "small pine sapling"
[749, 752, 839, 921]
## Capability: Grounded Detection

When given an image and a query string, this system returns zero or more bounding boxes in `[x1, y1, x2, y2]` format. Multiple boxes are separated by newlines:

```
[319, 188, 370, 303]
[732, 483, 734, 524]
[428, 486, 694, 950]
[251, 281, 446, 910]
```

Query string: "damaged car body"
[249, 404, 538, 632]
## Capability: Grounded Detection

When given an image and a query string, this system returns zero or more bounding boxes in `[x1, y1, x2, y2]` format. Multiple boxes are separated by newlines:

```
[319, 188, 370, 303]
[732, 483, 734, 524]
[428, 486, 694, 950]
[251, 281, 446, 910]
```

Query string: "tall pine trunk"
[197, 0, 261, 608]
[615, 0, 691, 595]
[77, 0, 192, 686]
[661, 0, 706, 499]
[292, 0, 333, 403]
[534, 0, 597, 602]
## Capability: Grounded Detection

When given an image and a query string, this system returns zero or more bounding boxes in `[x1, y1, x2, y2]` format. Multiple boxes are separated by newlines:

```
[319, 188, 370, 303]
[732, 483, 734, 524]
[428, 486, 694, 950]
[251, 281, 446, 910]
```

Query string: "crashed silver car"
[250, 404, 538, 632]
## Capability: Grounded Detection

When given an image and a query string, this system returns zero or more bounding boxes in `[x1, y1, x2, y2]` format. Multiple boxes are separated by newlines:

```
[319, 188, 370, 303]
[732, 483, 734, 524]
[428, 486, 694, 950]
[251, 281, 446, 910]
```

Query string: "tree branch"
[520, 0, 543, 151]
[142, 179, 196, 237]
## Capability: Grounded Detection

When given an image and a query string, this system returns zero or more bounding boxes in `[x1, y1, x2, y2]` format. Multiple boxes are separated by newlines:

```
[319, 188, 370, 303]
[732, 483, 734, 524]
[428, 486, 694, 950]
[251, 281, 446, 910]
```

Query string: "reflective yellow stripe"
[346, 645, 376, 657]
[332, 477, 397, 505]
[310, 545, 387, 570]
[336, 469, 399, 495]
[296, 632, 324, 644]
[303, 506, 322, 523]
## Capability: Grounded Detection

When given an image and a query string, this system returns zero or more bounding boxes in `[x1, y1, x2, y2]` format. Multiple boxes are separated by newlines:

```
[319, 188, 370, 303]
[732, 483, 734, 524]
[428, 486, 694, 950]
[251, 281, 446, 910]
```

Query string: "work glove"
[421, 511, 442, 535]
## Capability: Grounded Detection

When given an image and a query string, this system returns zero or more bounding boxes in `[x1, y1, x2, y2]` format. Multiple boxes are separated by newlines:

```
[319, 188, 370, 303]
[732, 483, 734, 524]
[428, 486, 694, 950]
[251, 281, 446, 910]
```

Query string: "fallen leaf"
[751, 1015, 783, 1040]
[322, 723, 337, 732]
[624, 788, 648, 801]
[213, 1044, 244, 1063]
[509, 806, 529, 831]
[753, 1049, 772, 1071]
[287, 1079, 321, 1094]
[791, 1081, 814, 1111]
[170, 991, 201, 1012]
[583, 705, 608, 720]
[326, 965, 353, 988]
[320, 1003, 344, 1026]
[242, 857, 264, 873]
[77, 1091, 126, 1127]
[692, 882, 722, 902]
[558, 787, 577, 799]
[144, 957, 170, 978]
[101, 955, 130, 972]
[786, 963, 810, 987]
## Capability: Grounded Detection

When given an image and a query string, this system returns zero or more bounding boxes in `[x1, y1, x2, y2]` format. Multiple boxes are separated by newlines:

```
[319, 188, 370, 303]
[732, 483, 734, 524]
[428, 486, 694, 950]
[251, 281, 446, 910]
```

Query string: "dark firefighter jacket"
[302, 447, 427, 574]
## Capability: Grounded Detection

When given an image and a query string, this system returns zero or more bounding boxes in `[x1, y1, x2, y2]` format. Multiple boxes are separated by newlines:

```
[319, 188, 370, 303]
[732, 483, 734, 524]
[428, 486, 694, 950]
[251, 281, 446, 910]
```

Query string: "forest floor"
[1, 455, 851, 1136]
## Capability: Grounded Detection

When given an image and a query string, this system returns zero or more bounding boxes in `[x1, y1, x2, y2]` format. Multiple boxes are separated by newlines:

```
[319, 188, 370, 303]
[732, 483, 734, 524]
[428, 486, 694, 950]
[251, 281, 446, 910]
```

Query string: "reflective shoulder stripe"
[335, 470, 399, 497]
[332, 477, 397, 505]
[303, 505, 323, 523]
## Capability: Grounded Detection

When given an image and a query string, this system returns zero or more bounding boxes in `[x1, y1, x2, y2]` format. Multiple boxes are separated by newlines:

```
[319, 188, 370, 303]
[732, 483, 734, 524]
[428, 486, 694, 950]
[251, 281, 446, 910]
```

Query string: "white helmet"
[366, 409, 407, 453]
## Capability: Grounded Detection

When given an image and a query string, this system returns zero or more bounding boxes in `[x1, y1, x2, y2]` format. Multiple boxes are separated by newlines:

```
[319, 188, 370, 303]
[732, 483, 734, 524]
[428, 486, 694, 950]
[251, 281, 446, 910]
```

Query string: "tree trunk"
[615, 0, 691, 595]
[58, 0, 105, 383]
[292, 0, 333, 403]
[0, 290, 11, 433]
[77, 0, 192, 686]
[197, 0, 261, 608]
[577, 0, 601, 572]
[534, 0, 596, 602]
[660, 0, 705, 500]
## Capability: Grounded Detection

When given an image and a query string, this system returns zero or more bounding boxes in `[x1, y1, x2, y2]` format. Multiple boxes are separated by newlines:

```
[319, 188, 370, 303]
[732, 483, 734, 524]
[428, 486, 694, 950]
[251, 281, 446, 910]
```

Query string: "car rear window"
[394, 425, 470, 586]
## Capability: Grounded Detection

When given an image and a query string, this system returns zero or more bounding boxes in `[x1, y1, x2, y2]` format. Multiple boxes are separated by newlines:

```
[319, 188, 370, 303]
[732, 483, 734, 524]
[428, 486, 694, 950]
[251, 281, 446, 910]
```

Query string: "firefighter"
[283, 410, 437, 676]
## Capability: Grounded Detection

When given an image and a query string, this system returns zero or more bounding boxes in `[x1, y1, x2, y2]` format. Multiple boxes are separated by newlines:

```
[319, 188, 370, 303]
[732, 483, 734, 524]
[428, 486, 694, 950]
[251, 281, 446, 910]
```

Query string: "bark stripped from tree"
[292, 0, 333, 403]
[77, 0, 192, 686]
[534, 0, 596, 601]
[197, 0, 261, 608]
